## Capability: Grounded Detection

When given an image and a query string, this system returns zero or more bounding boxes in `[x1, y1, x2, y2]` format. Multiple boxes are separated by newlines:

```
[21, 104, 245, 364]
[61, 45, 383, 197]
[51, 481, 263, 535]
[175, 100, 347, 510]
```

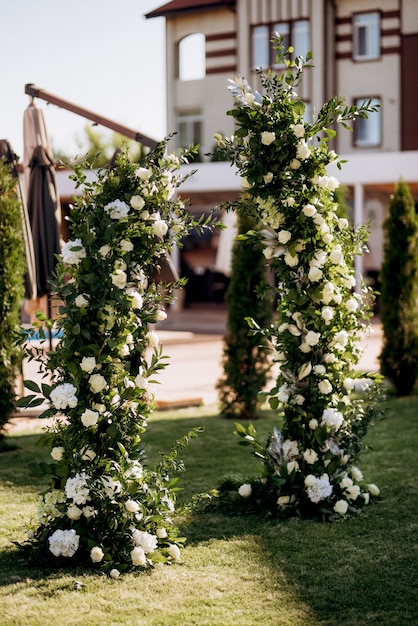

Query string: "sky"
[0, 0, 167, 159]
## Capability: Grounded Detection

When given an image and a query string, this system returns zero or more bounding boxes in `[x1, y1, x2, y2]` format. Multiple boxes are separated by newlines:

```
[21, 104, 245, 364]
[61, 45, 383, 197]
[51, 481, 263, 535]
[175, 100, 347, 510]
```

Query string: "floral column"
[20, 142, 207, 574]
[215, 40, 381, 520]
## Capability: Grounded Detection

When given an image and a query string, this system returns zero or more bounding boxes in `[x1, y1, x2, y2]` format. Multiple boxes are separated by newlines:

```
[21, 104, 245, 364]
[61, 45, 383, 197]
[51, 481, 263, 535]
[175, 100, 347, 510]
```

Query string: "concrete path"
[8, 309, 383, 433]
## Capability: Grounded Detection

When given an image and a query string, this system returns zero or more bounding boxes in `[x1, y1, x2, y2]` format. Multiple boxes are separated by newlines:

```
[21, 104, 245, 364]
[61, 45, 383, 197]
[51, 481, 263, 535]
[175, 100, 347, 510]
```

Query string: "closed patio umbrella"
[23, 103, 61, 313]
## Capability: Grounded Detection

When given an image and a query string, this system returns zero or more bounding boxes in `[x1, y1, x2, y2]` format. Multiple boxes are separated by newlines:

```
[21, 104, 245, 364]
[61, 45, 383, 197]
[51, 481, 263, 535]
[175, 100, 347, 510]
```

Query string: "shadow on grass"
[1, 403, 417, 623]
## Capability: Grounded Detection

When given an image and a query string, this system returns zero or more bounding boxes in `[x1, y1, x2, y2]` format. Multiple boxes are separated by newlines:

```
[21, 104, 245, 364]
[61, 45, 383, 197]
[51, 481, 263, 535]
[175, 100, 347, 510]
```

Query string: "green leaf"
[23, 380, 41, 393]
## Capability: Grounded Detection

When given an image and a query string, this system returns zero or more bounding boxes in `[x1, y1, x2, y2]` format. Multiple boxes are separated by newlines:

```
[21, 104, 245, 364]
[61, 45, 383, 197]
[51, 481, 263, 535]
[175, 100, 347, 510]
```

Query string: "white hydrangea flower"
[50, 383, 78, 410]
[132, 530, 158, 553]
[65, 472, 91, 505]
[104, 199, 130, 220]
[321, 407, 344, 431]
[48, 529, 80, 558]
[306, 474, 333, 503]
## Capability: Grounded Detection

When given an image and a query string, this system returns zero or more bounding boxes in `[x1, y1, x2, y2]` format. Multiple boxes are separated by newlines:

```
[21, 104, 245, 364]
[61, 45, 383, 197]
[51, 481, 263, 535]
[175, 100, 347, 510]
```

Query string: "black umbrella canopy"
[27, 144, 61, 297]
[24, 104, 61, 301]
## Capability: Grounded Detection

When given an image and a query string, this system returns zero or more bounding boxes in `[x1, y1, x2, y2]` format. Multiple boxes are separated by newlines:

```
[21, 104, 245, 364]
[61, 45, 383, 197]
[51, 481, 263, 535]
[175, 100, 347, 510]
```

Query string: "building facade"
[147, 0, 418, 288]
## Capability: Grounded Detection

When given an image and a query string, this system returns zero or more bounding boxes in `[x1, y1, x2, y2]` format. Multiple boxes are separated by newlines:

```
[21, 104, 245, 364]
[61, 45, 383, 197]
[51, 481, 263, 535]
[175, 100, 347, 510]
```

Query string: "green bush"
[379, 179, 418, 395]
[0, 159, 25, 436]
[217, 208, 272, 419]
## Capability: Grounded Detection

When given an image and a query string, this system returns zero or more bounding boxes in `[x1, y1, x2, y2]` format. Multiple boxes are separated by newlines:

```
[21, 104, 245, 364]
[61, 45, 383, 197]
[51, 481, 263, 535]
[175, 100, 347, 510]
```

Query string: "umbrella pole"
[47, 295, 53, 352]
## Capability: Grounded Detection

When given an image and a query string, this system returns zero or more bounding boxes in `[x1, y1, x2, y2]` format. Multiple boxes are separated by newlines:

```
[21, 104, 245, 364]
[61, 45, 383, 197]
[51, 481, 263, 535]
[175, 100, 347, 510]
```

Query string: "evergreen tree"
[0, 159, 25, 442]
[217, 207, 272, 419]
[379, 179, 418, 395]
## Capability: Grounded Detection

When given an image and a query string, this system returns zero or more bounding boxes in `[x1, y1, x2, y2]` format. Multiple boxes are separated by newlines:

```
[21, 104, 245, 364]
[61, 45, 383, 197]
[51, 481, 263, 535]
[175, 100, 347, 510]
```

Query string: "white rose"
[156, 528, 168, 539]
[341, 476, 353, 489]
[90, 546, 104, 563]
[362, 492, 370, 505]
[110, 568, 120, 579]
[152, 219, 168, 238]
[146, 330, 160, 348]
[120, 239, 134, 252]
[261, 131, 276, 146]
[131, 546, 147, 567]
[80, 408, 99, 428]
[346, 297, 359, 312]
[296, 140, 310, 160]
[330, 246, 344, 264]
[263, 172, 274, 184]
[67, 504, 82, 520]
[321, 307, 334, 323]
[284, 252, 298, 267]
[61, 239, 87, 265]
[130, 195, 145, 210]
[303, 449, 318, 464]
[350, 466, 363, 482]
[346, 485, 361, 500]
[238, 483, 252, 498]
[99, 244, 111, 258]
[305, 330, 320, 346]
[134, 373, 149, 389]
[334, 499, 349, 515]
[304, 474, 317, 488]
[51, 446, 64, 461]
[313, 364, 326, 375]
[290, 158, 301, 169]
[111, 269, 127, 289]
[278, 495, 291, 505]
[367, 483, 380, 496]
[155, 309, 167, 321]
[343, 378, 355, 391]
[318, 379, 333, 394]
[167, 544, 181, 561]
[75, 294, 90, 308]
[308, 267, 323, 283]
[278, 230, 291, 244]
[135, 167, 152, 180]
[303, 203, 316, 217]
[80, 356, 96, 373]
[338, 217, 349, 229]
[125, 499, 140, 513]
[309, 418, 318, 430]
[126, 288, 143, 309]
[89, 374, 107, 394]
[291, 123, 305, 138]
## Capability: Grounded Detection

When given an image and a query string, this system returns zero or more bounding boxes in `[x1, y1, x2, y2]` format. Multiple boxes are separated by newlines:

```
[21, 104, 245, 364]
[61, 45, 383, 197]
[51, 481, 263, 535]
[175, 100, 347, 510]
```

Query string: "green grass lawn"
[1, 395, 417, 626]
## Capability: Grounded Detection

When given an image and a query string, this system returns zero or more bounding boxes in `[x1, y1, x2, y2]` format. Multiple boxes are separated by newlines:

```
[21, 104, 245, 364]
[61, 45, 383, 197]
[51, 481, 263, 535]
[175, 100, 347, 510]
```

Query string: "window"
[353, 12, 380, 60]
[251, 20, 311, 70]
[178, 33, 206, 81]
[354, 98, 381, 147]
[177, 111, 202, 149]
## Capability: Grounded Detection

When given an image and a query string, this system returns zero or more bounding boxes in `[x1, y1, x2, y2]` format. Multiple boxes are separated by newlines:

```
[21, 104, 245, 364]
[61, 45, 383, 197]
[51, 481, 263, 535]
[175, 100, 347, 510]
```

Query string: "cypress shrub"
[217, 208, 272, 419]
[0, 159, 25, 438]
[379, 179, 418, 395]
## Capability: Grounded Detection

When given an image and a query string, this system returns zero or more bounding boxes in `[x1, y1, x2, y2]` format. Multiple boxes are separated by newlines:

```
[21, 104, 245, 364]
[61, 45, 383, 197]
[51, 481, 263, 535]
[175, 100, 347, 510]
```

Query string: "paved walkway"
[8, 307, 383, 433]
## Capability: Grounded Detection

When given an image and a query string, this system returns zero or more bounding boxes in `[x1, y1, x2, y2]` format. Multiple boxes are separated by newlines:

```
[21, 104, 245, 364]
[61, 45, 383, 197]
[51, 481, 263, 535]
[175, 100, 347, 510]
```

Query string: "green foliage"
[217, 208, 272, 419]
[0, 160, 25, 436]
[379, 179, 418, 395]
